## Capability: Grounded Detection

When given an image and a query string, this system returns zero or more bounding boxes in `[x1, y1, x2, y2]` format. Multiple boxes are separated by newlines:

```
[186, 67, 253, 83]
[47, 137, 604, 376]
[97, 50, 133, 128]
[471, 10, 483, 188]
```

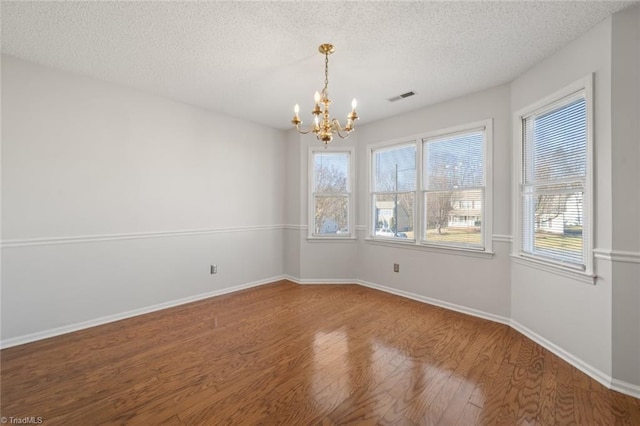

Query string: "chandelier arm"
[336, 128, 353, 139]
[331, 119, 353, 139]
[294, 124, 314, 135]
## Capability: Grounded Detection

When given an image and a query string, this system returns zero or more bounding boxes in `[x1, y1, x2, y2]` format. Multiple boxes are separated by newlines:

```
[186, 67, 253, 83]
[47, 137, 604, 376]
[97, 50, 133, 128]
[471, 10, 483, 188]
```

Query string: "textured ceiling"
[1, 1, 637, 130]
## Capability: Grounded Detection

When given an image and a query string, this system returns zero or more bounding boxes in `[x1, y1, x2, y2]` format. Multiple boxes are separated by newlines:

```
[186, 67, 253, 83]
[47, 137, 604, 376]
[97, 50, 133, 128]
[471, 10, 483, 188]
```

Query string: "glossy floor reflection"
[1, 280, 639, 424]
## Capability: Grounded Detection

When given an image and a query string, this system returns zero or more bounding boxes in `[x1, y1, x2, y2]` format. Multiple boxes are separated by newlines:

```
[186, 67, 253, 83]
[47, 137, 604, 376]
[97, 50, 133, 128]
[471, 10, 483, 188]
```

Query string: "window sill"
[364, 237, 494, 259]
[306, 236, 357, 243]
[510, 254, 596, 285]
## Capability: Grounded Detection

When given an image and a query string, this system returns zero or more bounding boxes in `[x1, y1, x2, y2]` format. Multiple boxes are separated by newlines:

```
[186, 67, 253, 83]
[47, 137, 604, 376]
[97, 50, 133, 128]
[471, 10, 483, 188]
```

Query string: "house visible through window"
[517, 76, 592, 272]
[368, 120, 492, 252]
[423, 130, 485, 248]
[371, 144, 416, 239]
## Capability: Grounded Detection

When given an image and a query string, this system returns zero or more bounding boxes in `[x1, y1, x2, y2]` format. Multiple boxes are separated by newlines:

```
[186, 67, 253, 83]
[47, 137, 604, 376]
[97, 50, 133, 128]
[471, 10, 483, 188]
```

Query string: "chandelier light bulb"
[351, 98, 357, 109]
[294, 104, 300, 114]
[314, 91, 321, 104]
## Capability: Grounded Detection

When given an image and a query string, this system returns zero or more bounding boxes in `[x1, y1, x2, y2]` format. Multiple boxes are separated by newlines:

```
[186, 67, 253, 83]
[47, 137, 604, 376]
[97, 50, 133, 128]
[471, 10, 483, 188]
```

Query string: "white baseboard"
[510, 320, 640, 399]
[356, 279, 510, 326]
[4, 273, 639, 399]
[289, 275, 640, 399]
[283, 275, 356, 285]
[610, 378, 640, 399]
[0, 275, 285, 349]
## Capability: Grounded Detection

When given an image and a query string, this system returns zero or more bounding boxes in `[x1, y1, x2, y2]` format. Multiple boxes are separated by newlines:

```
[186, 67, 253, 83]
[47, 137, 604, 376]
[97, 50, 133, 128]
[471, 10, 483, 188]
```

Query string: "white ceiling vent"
[388, 91, 416, 102]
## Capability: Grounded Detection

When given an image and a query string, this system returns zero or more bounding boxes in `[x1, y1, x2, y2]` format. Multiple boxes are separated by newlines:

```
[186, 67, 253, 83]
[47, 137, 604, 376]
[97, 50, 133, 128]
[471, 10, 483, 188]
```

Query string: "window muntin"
[311, 151, 351, 237]
[371, 144, 416, 239]
[520, 93, 588, 268]
[422, 130, 486, 248]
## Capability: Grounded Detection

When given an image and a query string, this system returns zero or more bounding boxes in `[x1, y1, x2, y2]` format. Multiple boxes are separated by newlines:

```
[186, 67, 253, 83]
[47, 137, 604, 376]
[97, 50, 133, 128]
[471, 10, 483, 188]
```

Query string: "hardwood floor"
[1, 280, 639, 425]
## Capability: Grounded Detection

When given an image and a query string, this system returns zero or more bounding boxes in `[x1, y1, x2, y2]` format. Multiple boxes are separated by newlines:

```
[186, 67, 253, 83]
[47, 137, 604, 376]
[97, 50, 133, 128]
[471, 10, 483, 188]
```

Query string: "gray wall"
[1, 55, 287, 343]
[611, 4, 640, 390]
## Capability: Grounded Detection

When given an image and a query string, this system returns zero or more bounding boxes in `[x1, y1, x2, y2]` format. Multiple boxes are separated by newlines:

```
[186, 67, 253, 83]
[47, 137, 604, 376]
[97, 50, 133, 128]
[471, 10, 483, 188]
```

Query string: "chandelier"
[291, 43, 359, 144]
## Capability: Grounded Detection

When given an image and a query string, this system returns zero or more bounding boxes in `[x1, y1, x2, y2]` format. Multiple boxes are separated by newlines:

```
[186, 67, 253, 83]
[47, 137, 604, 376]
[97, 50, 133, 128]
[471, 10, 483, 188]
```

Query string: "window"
[423, 130, 486, 248]
[310, 149, 353, 238]
[371, 144, 416, 240]
[516, 76, 592, 272]
[368, 120, 492, 252]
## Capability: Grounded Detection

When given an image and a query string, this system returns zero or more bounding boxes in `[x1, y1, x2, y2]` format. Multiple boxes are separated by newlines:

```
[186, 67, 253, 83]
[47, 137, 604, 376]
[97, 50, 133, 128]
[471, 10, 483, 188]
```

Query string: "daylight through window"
[372, 144, 416, 240]
[312, 150, 352, 237]
[520, 92, 589, 269]
[423, 130, 485, 247]
[369, 121, 491, 251]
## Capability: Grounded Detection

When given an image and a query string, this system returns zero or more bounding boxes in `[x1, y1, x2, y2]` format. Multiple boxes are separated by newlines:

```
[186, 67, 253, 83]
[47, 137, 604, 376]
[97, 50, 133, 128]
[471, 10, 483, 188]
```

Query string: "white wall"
[284, 84, 512, 317]
[283, 130, 302, 279]
[510, 14, 614, 381]
[508, 6, 640, 394]
[610, 5, 640, 389]
[1, 55, 286, 345]
[287, 132, 360, 282]
[354, 84, 512, 320]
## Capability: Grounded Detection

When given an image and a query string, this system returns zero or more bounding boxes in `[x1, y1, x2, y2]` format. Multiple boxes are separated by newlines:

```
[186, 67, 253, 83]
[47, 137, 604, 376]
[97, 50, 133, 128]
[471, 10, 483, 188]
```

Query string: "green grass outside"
[398, 228, 582, 252]
[534, 232, 582, 252]
[424, 227, 482, 244]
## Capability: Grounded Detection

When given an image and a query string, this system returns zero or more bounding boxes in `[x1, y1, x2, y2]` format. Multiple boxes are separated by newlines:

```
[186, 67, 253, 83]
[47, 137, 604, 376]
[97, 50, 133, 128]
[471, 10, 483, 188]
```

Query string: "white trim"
[510, 320, 640, 399]
[283, 275, 354, 285]
[356, 279, 510, 325]
[609, 378, 640, 399]
[1, 225, 285, 249]
[364, 237, 495, 259]
[305, 236, 357, 243]
[492, 234, 513, 243]
[593, 249, 640, 264]
[422, 123, 488, 141]
[0, 275, 285, 349]
[484, 119, 494, 252]
[367, 136, 420, 153]
[511, 254, 597, 285]
[287, 275, 639, 398]
[283, 224, 308, 231]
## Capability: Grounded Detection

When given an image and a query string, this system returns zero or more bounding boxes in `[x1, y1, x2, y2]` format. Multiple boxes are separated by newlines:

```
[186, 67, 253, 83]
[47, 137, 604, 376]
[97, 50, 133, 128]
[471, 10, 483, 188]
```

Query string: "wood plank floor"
[1, 280, 639, 425]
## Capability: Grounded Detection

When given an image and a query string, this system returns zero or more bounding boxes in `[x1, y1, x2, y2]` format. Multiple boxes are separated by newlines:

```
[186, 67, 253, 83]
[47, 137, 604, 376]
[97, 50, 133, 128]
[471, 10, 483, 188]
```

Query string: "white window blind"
[423, 130, 485, 248]
[521, 95, 587, 267]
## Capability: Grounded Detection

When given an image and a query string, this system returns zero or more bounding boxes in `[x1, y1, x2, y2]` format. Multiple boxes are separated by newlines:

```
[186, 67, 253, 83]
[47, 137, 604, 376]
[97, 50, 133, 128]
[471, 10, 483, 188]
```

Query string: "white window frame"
[366, 119, 493, 257]
[512, 74, 594, 281]
[421, 120, 493, 252]
[308, 146, 355, 240]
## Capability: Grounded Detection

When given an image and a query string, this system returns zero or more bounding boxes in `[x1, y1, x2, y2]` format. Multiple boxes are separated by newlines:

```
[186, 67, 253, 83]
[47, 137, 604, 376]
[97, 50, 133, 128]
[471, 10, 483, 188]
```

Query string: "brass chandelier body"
[291, 44, 359, 144]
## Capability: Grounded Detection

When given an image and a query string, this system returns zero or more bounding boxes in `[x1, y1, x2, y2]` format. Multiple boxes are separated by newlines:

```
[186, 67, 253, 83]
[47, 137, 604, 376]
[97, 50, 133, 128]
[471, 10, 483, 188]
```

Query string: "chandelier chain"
[324, 53, 329, 95]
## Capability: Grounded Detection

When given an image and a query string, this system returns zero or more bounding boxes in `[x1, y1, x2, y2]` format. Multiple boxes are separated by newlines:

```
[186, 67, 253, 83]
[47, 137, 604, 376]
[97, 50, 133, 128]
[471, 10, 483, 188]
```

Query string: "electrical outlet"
[393, 263, 399, 273]
[210, 265, 218, 274]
